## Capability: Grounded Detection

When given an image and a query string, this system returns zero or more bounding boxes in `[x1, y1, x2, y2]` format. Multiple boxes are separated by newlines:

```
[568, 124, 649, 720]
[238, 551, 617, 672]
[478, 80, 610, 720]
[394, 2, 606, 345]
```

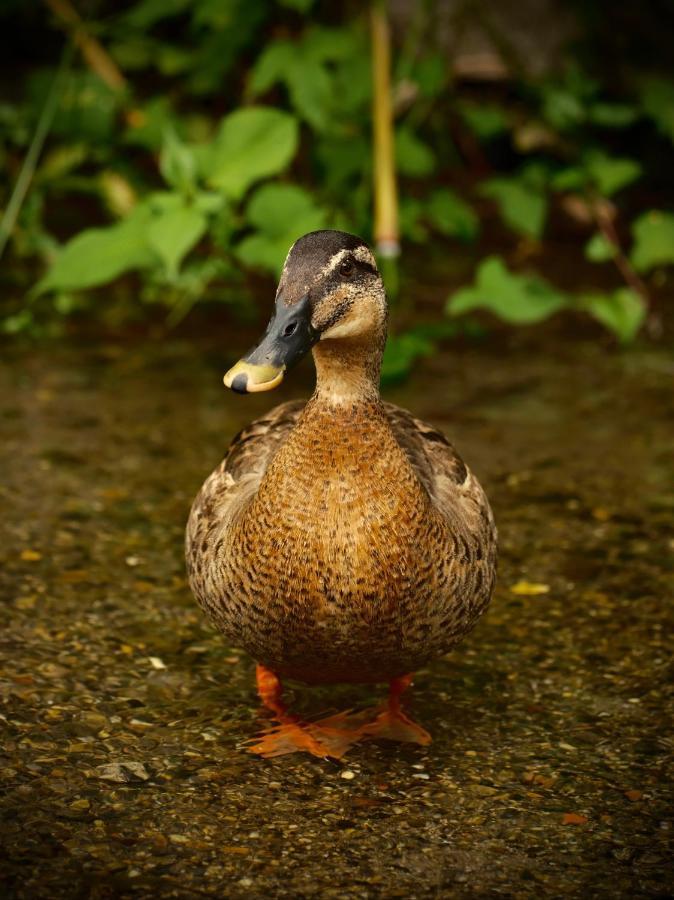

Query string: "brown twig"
[591, 197, 661, 339]
[43, 0, 127, 94]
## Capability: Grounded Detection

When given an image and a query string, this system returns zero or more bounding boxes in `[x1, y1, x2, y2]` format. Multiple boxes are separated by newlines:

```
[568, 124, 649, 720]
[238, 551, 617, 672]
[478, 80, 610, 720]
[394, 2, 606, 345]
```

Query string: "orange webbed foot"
[357, 673, 431, 746]
[250, 664, 370, 759]
[248, 709, 371, 760]
[248, 666, 431, 759]
[358, 705, 432, 745]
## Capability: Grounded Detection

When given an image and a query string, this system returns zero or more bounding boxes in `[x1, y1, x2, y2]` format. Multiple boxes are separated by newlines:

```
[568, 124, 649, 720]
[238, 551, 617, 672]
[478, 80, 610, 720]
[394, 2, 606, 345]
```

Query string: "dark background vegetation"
[1, 0, 673, 375]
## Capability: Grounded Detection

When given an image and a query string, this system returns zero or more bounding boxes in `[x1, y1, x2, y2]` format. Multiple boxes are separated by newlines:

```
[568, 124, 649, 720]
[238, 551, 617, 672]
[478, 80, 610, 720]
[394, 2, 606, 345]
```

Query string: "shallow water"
[1, 325, 672, 898]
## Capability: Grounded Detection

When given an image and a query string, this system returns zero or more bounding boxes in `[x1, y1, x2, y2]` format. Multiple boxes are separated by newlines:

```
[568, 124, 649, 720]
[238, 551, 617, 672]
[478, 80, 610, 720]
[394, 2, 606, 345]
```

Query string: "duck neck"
[311, 330, 385, 407]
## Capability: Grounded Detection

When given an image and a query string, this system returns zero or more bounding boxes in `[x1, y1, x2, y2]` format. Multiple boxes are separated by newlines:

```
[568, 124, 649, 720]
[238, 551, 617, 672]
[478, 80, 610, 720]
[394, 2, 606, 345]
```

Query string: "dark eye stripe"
[319, 298, 354, 332]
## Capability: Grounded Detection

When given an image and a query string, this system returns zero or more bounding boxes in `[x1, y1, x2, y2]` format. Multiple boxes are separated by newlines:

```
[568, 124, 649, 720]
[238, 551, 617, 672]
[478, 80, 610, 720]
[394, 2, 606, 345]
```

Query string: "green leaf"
[410, 54, 446, 99]
[447, 257, 567, 324]
[381, 332, 435, 386]
[581, 288, 645, 344]
[551, 165, 586, 192]
[237, 183, 327, 274]
[630, 210, 674, 272]
[584, 151, 642, 196]
[249, 41, 296, 95]
[36, 213, 157, 294]
[584, 232, 616, 262]
[245, 183, 326, 236]
[480, 178, 547, 240]
[639, 77, 674, 143]
[426, 188, 479, 241]
[587, 102, 638, 128]
[124, 98, 175, 150]
[399, 197, 428, 243]
[540, 86, 585, 130]
[458, 102, 509, 140]
[159, 127, 197, 193]
[395, 127, 436, 177]
[204, 108, 299, 199]
[278, 0, 315, 10]
[286, 61, 332, 132]
[147, 203, 207, 278]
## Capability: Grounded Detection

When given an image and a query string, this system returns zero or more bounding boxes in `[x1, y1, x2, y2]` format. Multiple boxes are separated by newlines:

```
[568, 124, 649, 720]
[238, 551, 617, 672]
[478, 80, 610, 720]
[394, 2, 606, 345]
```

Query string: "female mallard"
[186, 230, 496, 758]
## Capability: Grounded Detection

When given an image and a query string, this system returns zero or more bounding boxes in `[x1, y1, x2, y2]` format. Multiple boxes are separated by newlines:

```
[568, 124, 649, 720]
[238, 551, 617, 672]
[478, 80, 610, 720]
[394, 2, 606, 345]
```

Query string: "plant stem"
[0, 46, 72, 262]
[43, 0, 127, 93]
[592, 198, 660, 339]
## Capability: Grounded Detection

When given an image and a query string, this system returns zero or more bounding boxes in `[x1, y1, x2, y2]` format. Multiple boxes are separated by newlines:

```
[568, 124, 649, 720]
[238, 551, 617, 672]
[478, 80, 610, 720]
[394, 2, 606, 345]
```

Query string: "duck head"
[224, 230, 386, 394]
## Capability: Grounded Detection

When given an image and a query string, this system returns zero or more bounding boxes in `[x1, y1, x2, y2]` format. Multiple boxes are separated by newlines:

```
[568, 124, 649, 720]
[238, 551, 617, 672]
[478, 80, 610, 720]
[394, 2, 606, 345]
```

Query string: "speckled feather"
[186, 397, 496, 684]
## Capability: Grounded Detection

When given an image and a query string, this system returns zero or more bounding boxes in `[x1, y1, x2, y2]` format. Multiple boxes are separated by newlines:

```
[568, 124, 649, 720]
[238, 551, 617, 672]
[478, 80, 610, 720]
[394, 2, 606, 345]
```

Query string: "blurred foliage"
[1, 0, 673, 366]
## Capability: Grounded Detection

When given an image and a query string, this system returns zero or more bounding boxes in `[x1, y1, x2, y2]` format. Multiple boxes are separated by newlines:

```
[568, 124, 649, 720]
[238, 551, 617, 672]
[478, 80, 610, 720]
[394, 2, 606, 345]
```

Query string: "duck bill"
[223, 294, 318, 394]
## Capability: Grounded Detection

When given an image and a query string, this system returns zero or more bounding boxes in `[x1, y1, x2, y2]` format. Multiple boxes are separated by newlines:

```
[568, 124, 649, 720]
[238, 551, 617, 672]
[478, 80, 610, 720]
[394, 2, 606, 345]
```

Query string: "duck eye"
[283, 321, 298, 337]
[339, 259, 355, 278]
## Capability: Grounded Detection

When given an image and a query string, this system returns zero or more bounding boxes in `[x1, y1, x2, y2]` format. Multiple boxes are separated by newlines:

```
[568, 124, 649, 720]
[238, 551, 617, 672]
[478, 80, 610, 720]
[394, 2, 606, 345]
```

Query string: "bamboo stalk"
[371, 2, 399, 258]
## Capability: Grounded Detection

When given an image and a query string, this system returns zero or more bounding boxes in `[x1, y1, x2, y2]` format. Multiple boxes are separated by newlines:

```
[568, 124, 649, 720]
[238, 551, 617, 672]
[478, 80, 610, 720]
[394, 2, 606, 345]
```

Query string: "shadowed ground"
[0, 323, 672, 898]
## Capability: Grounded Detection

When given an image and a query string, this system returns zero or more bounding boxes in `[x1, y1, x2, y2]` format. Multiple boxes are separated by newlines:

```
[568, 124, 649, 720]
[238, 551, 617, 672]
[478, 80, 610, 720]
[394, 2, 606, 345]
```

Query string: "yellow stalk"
[371, 2, 399, 258]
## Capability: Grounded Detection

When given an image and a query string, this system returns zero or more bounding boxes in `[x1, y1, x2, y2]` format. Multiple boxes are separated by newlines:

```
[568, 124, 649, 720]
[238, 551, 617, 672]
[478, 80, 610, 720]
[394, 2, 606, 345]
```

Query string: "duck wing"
[186, 400, 306, 568]
[383, 402, 497, 545]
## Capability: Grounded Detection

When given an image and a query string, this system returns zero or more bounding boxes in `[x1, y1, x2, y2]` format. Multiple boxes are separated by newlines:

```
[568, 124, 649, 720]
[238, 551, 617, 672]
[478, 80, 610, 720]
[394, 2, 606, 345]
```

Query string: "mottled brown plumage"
[185, 230, 497, 754]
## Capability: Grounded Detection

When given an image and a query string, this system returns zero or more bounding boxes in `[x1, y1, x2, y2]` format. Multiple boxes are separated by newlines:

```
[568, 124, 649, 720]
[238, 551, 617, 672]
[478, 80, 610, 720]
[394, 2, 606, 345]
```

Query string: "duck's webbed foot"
[358, 674, 432, 746]
[248, 664, 366, 759]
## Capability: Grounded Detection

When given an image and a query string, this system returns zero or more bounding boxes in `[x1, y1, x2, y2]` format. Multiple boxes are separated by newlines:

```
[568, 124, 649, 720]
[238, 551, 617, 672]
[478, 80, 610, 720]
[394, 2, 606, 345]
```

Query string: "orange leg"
[248, 664, 366, 760]
[255, 663, 290, 718]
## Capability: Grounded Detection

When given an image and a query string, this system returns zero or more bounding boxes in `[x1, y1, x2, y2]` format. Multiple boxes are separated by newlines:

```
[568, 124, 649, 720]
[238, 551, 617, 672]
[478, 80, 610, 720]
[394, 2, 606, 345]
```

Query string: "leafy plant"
[447, 257, 567, 325]
[1, 0, 672, 354]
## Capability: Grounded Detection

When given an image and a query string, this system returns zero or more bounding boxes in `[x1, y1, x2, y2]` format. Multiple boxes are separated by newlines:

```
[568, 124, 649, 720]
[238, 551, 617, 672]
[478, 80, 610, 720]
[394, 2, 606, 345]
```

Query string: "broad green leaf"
[302, 26, 359, 63]
[147, 204, 207, 277]
[458, 103, 509, 140]
[236, 233, 295, 275]
[287, 61, 332, 132]
[249, 41, 296, 95]
[551, 165, 586, 192]
[540, 85, 585, 130]
[237, 183, 327, 274]
[395, 127, 435, 177]
[447, 257, 567, 324]
[251, 43, 331, 131]
[581, 288, 645, 343]
[37, 214, 157, 294]
[630, 210, 674, 272]
[481, 178, 547, 239]
[585, 232, 616, 262]
[426, 188, 479, 241]
[584, 151, 642, 196]
[204, 108, 299, 199]
[588, 102, 638, 128]
[640, 77, 674, 143]
[245, 183, 326, 236]
[160, 127, 197, 193]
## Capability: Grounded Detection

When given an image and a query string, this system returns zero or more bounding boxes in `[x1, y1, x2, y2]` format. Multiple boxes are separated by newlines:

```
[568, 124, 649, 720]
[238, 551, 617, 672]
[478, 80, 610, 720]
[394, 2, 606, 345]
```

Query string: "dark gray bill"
[223, 294, 318, 394]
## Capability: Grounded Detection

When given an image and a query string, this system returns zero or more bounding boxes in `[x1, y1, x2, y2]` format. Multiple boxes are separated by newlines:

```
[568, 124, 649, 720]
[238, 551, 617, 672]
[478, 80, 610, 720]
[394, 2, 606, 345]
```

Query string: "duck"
[186, 230, 497, 759]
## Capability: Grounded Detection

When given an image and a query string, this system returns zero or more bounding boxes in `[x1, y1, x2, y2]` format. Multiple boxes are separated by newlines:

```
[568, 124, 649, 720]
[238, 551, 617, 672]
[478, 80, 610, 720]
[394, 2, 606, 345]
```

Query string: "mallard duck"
[186, 230, 497, 758]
